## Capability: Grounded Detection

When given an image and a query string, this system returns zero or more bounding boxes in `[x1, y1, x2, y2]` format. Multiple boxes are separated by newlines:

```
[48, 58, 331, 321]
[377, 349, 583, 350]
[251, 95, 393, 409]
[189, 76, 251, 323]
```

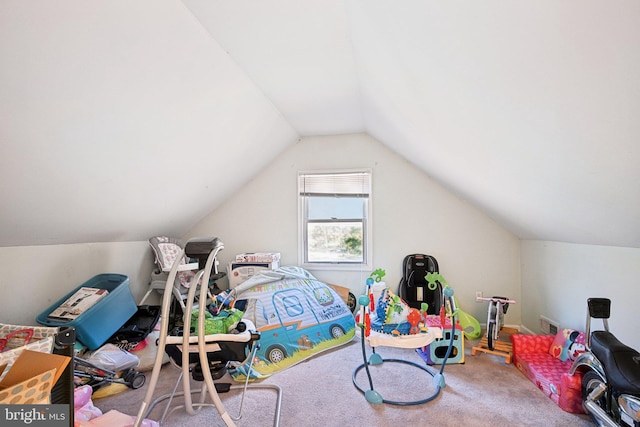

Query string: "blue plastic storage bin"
[37, 273, 137, 350]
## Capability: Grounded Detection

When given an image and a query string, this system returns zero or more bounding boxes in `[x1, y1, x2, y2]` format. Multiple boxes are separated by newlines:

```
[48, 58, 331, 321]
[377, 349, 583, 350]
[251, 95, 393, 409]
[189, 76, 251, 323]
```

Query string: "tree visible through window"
[298, 171, 371, 266]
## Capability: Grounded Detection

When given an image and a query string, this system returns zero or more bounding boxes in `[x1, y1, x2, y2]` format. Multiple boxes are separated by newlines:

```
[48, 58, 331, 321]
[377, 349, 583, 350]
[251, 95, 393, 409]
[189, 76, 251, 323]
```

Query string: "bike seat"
[591, 330, 640, 394]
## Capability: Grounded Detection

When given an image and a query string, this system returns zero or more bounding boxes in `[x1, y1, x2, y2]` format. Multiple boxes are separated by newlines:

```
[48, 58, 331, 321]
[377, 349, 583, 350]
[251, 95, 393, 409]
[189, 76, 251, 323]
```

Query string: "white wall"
[0, 0, 298, 247]
[187, 133, 521, 324]
[0, 241, 153, 326]
[521, 240, 640, 350]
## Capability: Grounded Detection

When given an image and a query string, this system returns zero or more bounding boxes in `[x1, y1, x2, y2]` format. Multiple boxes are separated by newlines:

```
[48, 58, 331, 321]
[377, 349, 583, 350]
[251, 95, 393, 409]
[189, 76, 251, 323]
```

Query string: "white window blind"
[299, 172, 370, 197]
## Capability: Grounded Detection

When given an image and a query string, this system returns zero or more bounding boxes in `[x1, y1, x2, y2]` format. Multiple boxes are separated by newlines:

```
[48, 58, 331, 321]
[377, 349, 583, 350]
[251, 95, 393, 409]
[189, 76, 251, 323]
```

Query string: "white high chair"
[133, 237, 282, 427]
[140, 236, 224, 312]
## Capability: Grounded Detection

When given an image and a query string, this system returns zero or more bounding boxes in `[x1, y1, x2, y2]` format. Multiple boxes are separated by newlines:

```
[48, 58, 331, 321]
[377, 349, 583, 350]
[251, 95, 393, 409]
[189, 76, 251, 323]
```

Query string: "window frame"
[297, 169, 372, 271]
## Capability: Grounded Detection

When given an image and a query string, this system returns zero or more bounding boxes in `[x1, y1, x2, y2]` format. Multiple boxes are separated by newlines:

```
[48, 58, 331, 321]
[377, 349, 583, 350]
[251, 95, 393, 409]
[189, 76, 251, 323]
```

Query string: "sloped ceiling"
[1, 0, 639, 248]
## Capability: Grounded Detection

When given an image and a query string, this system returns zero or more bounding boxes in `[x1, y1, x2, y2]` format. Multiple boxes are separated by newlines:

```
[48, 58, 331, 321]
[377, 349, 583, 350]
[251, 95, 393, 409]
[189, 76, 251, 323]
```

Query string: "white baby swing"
[352, 271, 458, 405]
[133, 237, 282, 427]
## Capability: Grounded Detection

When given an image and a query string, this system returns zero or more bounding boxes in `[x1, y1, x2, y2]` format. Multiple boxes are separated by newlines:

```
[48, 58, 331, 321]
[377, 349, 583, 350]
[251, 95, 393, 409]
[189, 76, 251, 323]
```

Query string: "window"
[298, 170, 372, 269]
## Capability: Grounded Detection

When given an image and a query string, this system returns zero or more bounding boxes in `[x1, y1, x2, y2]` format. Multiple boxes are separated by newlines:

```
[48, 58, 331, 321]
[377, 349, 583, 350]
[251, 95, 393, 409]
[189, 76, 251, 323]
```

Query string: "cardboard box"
[235, 252, 281, 263]
[0, 323, 60, 341]
[48, 286, 109, 321]
[0, 335, 56, 382]
[327, 283, 351, 305]
[227, 262, 279, 289]
[0, 349, 71, 404]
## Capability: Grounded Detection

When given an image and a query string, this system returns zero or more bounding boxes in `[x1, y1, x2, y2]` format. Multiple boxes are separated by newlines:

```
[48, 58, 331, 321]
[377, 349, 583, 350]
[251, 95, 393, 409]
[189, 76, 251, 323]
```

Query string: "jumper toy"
[353, 269, 458, 405]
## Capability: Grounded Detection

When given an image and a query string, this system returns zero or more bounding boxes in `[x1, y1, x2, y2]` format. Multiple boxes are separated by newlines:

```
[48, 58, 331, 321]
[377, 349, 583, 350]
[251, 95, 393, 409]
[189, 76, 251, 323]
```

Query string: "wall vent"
[539, 315, 559, 335]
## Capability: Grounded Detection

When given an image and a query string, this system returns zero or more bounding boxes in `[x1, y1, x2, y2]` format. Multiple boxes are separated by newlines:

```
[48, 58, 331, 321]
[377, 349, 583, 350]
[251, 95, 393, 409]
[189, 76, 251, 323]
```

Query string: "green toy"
[191, 308, 244, 335]
[370, 269, 386, 282]
[425, 271, 447, 290]
[454, 297, 482, 340]
[425, 272, 480, 337]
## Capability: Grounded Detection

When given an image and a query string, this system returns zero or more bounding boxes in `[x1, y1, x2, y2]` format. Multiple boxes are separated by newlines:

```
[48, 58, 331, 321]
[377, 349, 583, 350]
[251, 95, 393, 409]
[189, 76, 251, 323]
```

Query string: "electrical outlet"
[475, 291, 483, 301]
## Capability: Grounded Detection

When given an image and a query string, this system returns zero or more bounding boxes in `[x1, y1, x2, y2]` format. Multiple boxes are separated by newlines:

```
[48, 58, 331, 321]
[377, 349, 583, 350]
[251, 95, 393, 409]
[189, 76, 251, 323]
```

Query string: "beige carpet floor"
[94, 334, 593, 427]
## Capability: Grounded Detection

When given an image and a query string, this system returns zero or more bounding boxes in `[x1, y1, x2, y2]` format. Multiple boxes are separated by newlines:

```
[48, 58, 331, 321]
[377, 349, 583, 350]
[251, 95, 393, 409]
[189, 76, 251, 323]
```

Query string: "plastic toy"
[418, 315, 465, 365]
[453, 297, 482, 340]
[191, 308, 244, 335]
[353, 270, 458, 405]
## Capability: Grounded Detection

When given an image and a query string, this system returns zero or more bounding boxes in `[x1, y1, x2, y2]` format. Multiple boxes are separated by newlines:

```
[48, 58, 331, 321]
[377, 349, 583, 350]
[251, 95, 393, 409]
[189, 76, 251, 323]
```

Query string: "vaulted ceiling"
[1, 1, 639, 248]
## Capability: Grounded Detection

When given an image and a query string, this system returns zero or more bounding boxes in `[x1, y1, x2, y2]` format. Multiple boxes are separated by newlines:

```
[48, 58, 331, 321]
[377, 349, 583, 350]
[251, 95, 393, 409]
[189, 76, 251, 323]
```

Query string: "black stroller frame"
[73, 354, 146, 391]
